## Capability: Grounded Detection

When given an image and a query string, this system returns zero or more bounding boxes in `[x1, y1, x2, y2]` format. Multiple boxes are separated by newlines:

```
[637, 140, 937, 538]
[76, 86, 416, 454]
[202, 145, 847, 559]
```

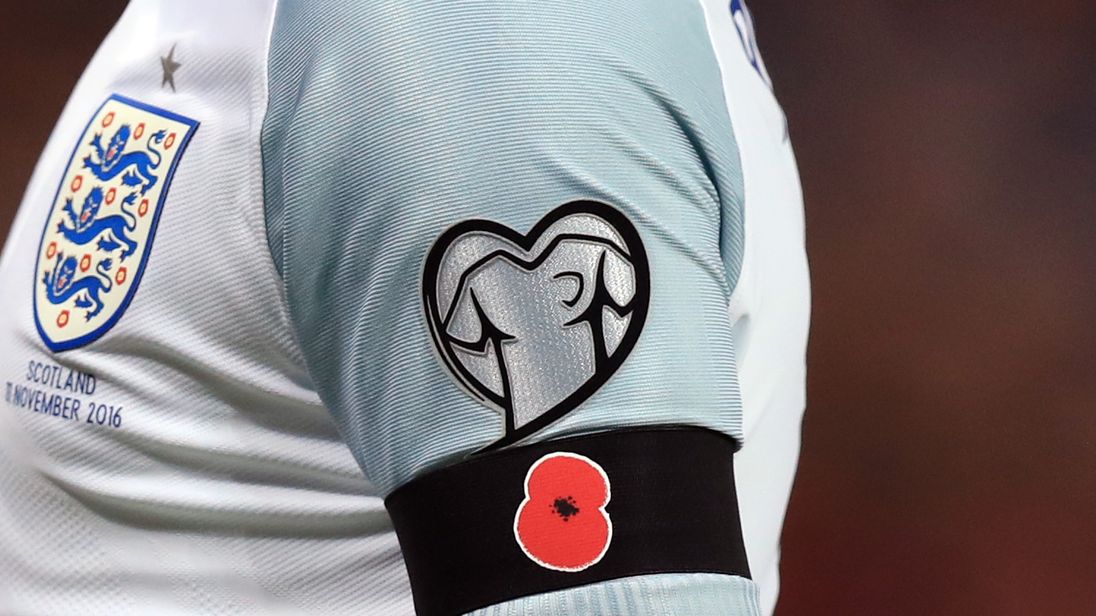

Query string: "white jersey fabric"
[701, 1, 812, 609]
[0, 1, 808, 614]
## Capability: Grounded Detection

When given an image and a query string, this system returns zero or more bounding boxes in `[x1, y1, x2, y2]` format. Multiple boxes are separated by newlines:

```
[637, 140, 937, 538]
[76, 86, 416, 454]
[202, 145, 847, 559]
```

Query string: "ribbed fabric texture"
[263, 0, 758, 614]
[466, 573, 762, 616]
[263, 0, 746, 493]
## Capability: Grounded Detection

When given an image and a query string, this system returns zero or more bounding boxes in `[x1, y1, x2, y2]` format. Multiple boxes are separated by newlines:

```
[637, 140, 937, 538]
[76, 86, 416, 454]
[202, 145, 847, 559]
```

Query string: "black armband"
[385, 426, 751, 616]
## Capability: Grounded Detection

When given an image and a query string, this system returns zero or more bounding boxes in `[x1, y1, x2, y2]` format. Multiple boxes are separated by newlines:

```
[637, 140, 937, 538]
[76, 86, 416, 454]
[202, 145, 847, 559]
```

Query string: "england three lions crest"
[33, 94, 198, 352]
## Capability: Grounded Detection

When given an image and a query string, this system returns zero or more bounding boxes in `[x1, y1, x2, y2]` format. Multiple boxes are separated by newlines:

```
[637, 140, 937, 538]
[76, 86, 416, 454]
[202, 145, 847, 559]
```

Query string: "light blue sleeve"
[261, 0, 756, 614]
[465, 574, 761, 616]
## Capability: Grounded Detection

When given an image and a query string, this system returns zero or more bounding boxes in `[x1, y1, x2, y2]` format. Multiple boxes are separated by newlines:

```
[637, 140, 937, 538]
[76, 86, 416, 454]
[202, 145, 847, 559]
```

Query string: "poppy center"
[552, 496, 580, 521]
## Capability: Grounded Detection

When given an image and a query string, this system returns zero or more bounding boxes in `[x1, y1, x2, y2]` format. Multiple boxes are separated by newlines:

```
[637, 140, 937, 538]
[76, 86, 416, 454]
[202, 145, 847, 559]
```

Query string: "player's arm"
[261, 1, 758, 614]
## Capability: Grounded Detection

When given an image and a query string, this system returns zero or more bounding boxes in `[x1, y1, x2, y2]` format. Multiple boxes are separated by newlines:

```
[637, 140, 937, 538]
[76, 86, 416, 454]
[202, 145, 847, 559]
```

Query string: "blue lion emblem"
[56, 186, 140, 260]
[35, 94, 199, 353]
[41, 253, 115, 321]
[82, 124, 165, 196]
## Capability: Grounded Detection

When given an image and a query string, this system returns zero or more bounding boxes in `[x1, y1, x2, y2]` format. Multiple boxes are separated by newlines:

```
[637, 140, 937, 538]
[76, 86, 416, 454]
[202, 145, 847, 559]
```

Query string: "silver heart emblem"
[422, 201, 650, 450]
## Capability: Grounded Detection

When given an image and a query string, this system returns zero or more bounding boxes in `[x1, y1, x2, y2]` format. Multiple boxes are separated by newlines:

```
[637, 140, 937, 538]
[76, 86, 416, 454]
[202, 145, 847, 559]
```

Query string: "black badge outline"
[422, 201, 651, 452]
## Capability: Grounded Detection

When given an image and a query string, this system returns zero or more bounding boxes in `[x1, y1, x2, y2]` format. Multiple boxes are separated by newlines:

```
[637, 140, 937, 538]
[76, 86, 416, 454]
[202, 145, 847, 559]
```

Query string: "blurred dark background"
[1, 2, 1093, 615]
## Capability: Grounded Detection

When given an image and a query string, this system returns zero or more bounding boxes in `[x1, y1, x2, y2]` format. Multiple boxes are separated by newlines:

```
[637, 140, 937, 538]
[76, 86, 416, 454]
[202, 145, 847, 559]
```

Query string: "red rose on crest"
[514, 452, 612, 572]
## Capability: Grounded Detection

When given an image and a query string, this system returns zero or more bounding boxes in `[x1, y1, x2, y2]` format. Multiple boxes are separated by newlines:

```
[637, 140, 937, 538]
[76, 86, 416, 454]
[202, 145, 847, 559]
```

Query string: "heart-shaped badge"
[422, 201, 650, 450]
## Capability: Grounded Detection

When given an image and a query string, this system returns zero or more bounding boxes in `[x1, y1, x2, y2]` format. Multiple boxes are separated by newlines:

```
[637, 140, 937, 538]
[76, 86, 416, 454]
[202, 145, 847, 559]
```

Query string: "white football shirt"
[0, 1, 808, 614]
